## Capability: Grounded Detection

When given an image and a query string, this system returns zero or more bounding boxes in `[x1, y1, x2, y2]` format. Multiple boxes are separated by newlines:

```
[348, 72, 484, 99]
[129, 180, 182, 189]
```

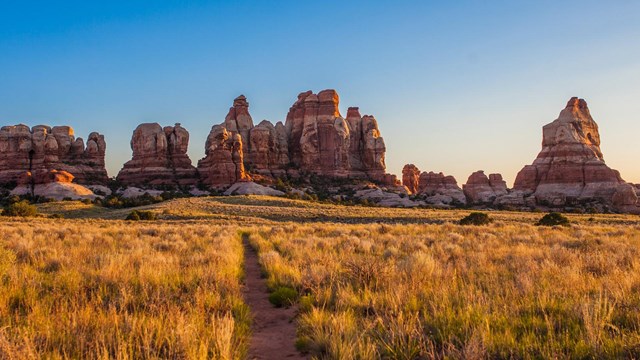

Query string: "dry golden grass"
[6, 196, 640, 359]
[0, 219, 249, 359]
[247, 221, 640, 359]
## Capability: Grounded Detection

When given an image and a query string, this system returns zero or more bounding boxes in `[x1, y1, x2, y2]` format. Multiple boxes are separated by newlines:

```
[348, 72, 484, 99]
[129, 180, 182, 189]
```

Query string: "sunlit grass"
[0, 219, 249, 359]
[249, 222, 640, 359]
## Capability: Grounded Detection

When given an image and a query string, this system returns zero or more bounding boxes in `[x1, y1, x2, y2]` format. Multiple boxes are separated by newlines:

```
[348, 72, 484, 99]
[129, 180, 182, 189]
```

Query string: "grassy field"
[0, 219, 249, 359]
[2, 195, 640, 359]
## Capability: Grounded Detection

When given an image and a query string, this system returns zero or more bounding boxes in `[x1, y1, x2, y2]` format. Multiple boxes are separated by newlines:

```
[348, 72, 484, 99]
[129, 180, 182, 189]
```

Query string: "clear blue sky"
[1, 1, 639, 184]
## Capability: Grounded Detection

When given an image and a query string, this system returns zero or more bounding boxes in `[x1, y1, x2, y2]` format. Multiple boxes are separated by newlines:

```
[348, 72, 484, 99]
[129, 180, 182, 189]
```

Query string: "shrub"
[536, 212, 570, 226]
[2, 201, 38, 217]
[125, 210, 157, 221]
[459, 212, 492, 225]
[268, 287, 298, 308]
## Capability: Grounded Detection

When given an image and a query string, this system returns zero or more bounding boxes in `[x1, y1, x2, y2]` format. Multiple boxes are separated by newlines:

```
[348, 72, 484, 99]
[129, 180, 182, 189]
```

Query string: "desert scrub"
[537, 211, 571, 226]
[459, 212, 492, 225]
[0, 219, 250, 359]
[2, 200, 38, 217]
[247, 222, 640, 359]
[125, 210, 157, 221]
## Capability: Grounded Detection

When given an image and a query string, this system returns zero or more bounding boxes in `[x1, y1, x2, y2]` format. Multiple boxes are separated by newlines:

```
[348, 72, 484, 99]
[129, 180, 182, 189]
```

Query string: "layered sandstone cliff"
[117, 123, 198, 186]
[0, 124, 107, 185]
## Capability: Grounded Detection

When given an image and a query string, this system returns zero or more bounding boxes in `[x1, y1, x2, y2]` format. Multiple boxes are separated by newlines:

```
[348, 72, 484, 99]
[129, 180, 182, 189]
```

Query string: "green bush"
[459, 212, 492, 225]
[268, 287, 298, 308]
[2, 201, 38, 217]
[125, 211, 141, 221]
[125, 210, 157, 221]
[536, 212, 570, 226]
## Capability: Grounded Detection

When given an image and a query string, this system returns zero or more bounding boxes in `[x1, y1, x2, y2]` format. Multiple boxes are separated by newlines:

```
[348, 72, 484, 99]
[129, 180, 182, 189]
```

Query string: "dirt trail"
[242, 236, 307, 360]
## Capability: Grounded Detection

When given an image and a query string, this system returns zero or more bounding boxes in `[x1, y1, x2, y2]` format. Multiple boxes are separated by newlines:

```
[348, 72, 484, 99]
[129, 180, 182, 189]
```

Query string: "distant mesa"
[0, 124, 107, 185]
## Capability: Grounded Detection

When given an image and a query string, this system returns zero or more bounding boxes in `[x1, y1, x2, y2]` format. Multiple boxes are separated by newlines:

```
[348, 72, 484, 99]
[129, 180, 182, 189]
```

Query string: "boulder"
[223, 181, 284, 196]
[0, 125, 108, 185]
[463, 171, 508, 205]
[513, 97, 630, 209]
[117, 123, 198, 186]
[417, 171, 466, 206]
[354, 187, 423, 207]
[10, 169, 97, 200]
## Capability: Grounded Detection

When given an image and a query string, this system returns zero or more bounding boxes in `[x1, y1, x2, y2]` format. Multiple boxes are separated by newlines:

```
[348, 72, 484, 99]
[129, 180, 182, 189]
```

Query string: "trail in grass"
[242, 235, 306, 360]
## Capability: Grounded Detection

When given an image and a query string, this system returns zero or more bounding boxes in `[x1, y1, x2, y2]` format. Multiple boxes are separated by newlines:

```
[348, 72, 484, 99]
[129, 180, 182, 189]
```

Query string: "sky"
[1, 0, 639, 185]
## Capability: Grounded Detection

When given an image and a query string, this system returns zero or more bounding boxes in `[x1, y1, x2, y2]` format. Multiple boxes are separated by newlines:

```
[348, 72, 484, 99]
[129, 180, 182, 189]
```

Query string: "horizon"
[1, 1, 639, 184]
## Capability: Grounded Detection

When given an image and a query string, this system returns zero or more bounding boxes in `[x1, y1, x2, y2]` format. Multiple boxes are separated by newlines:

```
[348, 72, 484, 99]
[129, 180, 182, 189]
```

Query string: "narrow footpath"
[242, 236, 307, 360]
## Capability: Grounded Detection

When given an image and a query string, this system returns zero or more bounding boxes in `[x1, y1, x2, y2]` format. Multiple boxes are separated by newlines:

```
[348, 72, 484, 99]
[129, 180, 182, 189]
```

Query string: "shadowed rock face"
[117, 123, 198, 186]
[513, 97, 627, 207]
[0, 124, 108, 185]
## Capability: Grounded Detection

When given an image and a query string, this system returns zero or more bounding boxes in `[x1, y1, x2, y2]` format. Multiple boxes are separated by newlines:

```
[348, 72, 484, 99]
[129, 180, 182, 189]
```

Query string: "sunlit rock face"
[513, 97, 637, 210]
[284, 90, 387, 182]
[197, 125, 248, 187]
[463, 170, 508, 205]
[199, 90, 394, 187]
[117, 123, 198, 186]
[0, 124, 108, 185]
[402, 164, 421, 195]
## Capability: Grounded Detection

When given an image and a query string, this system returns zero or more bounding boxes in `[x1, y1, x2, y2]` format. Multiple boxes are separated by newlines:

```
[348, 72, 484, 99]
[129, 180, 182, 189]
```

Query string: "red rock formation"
[224, 95, 254, 157]
[248, 120, 289, 177]
[402, 164, 421, 194]
[417, 171, 466, 205]
[463, 171, 508, 204]
[513, 97, 626, 207]
[284, 90, 387, 181]
[0, 124, 108, 185]
[117, 123, 198, 186]
[197, 125, 248, 186]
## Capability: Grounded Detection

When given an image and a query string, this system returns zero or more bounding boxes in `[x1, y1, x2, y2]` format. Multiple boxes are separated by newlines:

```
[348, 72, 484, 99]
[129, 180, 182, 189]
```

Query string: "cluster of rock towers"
[1, 91, 639, 213]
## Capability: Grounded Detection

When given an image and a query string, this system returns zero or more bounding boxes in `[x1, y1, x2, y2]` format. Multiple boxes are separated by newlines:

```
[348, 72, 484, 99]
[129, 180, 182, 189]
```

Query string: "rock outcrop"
[463, 171, 508, 205]
[0, 125, 108, 185]
[513, 97, 636, 210]
[417, 171, 466, 206]
[117, 123, 198, 186]
[285, 90, 387, 181]
[10, 169, 97, 200]
[248, 120, 289, 177]
[197, 125, 248, 187]
[197, 90, 393, 187]
[223, 95, 254, 156]
[402, 164, 421, 194]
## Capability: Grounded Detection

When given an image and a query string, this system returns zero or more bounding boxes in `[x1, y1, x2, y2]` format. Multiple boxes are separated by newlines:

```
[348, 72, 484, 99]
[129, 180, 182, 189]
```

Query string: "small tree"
[459, 212, 492, 226]
[2, 201, 38, 217]
[536, 212, 570, 226]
